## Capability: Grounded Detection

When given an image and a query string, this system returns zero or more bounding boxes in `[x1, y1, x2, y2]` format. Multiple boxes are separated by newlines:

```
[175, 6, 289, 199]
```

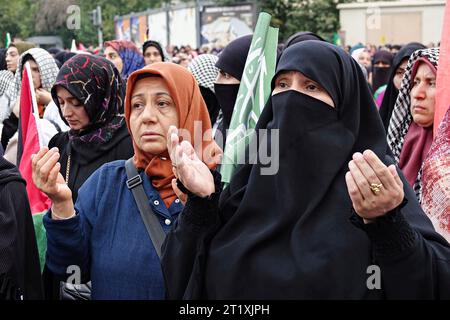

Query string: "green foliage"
[73, 0, 164, 48]
[0, 0, 397, 49]
[258, 0, 394, 43]
[0, 0, 164, 49]
[0, 0, 37, 47]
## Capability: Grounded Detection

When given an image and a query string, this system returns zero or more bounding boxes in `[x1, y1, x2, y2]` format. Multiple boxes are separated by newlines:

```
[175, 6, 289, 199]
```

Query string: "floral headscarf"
[51, 54, 125, 144]
[104, 40, 145, 79]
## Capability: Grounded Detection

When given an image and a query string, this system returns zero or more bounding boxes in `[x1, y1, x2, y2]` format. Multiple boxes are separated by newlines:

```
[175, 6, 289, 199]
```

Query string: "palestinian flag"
[18, 63, 52, 270]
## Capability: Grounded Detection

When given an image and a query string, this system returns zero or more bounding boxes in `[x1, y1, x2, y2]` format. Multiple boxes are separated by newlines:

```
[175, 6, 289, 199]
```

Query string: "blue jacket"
[43, 160, 182, 300]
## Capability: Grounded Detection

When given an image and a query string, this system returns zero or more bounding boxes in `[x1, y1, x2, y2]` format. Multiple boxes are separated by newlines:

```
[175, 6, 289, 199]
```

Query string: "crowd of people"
[0, 30, 449, 300]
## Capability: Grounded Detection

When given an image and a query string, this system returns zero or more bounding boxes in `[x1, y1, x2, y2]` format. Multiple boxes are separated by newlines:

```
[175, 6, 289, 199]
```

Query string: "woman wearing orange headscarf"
[31, 63, 221, 299]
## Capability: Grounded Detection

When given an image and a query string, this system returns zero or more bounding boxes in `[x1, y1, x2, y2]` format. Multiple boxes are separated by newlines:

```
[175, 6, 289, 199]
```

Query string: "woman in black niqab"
[214, 35, 252, 130]
[163, 41, 450, 299]
[378, 42, 426, 130]
[371, 50, 394, 93]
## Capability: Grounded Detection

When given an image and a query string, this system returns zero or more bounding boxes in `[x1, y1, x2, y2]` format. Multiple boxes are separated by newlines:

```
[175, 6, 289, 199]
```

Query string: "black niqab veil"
[199, 41, 445, 299]
[379, 42, 426, 130]
[214, 35, 252, 135]
[215, 35, 252, 81]
[371, 50, 394, 92]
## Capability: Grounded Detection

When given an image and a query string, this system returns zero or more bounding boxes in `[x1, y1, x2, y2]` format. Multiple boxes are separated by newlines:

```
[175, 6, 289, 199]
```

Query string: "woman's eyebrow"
[153, 92, 171, 97]
[131, 92, 172, 99]
[277, 71, 293, 77]
[131, 93, 145, 99]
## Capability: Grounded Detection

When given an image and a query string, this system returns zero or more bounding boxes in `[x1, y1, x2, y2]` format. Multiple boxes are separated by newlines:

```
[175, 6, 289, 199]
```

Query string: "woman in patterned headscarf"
[104, 40, 145, 80]
[188, 54, 220, 126]
[386, 47, 449, 240]
[1, 48, 64, 163]
[47, 54, 134, 203]
[34, 54, 135, 300]
[387, 47, 439, 198]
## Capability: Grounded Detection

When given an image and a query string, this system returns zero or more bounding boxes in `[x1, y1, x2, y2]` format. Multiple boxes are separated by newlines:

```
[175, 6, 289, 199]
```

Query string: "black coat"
[0, 157, 43, 300]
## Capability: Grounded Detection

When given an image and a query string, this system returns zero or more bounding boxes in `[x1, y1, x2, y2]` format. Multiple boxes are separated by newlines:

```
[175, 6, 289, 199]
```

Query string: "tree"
[78, 0, 165, 48]
[257, 0, 396, 43]
[0, 0, 166, 49]
[0, 0, 36, 47]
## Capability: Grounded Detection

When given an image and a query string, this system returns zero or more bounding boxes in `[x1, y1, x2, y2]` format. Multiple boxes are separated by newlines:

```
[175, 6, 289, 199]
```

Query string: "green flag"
[333, 32, 342, 46]
[5, 32, 11, 48]
[32, 210, 48, 272]
[220, 12, 278, 186]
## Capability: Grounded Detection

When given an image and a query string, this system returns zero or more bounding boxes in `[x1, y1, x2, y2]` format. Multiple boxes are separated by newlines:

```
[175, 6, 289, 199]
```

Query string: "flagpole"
[24, 62, 43, 147]
[220, 12, 278, 186]
[5, 32, 11, 48]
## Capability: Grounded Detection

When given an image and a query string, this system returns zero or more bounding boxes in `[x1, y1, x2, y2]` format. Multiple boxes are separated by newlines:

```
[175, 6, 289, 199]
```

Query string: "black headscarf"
[215, 35, 252, 81]
[372, 50, 394, 92]
[206, 41, 394, 298]
[142, 40, 165, 61]
[214, 35, 252, 130]
[51, 54, 127, 163]
[54, 51, 76, 66]
[379, 42, 426, 130]
[0, 49, 7, 71]
[283, 31, 325, 49]
[0, 156, 43, 299]
[46, 47, 62, 56]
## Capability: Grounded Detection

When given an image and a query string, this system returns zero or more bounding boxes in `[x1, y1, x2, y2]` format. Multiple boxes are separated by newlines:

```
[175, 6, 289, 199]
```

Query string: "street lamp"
[90, 6, 103, 49]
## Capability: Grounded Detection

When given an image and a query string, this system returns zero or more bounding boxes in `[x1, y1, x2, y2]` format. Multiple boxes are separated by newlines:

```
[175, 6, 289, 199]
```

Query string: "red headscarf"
[125, 63, 221, 208]
[398, 58, 437, 187]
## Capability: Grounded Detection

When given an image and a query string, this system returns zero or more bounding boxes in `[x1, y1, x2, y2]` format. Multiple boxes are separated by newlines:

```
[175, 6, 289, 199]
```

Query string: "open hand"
[167, 126, 215, 198]
[345, 150, 404, 222]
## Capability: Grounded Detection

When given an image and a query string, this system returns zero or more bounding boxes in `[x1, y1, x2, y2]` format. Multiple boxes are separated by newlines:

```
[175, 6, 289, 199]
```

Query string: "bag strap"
[125, 158, 166, 259]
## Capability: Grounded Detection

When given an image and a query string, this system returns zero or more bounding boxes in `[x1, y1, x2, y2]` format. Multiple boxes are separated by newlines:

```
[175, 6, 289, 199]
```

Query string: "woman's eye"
[157, 101, 170, 108]
[220, 70, 230, 79]
[306, 84, 318, 91]
[276, 81, 287, 88]
[132, 103, 143, 109]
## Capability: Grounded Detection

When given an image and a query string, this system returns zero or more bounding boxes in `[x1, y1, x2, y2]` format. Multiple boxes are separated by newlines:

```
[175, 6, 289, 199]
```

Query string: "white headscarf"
[8, 48, 59, 103]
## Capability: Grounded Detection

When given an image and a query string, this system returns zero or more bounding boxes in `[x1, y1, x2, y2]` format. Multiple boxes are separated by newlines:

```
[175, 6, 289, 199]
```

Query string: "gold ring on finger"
[369, 183, 383, 195]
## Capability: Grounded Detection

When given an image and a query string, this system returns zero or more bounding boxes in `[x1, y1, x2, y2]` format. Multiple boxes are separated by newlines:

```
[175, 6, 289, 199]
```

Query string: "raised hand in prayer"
[32, 146, 75, 218]
[345, 149, 404, 222]
[167, 125, 215, 198]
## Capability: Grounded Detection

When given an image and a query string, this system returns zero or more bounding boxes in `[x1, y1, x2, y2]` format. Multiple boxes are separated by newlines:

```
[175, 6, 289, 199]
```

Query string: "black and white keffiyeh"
[188, 54, 219, 93]
[0, 70, 13, 96]
[8, 48, 59, 102]
[386, 47, 439, 199]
